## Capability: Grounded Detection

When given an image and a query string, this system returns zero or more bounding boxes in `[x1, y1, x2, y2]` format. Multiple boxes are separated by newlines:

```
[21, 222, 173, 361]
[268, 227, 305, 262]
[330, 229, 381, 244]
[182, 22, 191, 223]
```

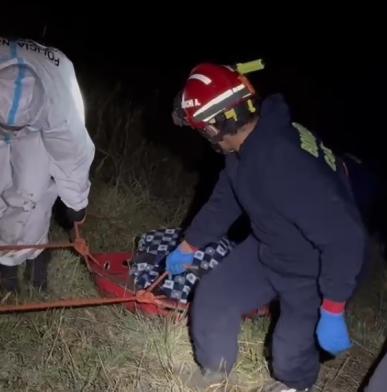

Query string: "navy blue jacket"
[185, 94, 366, 302]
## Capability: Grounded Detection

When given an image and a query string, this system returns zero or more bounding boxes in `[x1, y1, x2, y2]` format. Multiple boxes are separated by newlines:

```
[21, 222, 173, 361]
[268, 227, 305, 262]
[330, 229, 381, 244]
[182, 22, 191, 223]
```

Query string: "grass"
[0, 179, 272, 392]
[0, 297, 270, 391]
[0, 179, 386, 391]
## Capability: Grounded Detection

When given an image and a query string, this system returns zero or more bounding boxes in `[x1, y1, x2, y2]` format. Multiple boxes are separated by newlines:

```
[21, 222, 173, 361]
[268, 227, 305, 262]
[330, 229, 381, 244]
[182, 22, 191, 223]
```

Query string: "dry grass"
[0, 180, 385, 392]
[0, 296, 269, 391]
[0, 181, 272, 392]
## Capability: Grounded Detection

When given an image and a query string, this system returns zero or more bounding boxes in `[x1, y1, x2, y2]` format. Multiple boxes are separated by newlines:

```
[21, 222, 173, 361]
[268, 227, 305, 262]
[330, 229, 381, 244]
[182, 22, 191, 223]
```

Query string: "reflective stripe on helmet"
[193, 86, 251, 123]
[188, 73, 212, 85]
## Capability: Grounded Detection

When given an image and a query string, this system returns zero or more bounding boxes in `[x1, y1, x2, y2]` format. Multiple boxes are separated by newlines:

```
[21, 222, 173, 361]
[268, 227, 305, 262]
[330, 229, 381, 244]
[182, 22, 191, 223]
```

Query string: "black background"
[1, 3, 386, 164]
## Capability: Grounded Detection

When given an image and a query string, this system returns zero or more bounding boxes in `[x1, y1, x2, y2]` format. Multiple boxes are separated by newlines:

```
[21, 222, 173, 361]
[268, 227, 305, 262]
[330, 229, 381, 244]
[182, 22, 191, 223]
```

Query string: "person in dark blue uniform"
[168, 63, 367, 392]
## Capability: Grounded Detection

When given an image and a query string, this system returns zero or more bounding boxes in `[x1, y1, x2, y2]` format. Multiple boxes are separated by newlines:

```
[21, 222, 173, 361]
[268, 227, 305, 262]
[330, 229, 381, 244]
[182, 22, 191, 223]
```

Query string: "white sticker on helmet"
[188, 73, 212, 85]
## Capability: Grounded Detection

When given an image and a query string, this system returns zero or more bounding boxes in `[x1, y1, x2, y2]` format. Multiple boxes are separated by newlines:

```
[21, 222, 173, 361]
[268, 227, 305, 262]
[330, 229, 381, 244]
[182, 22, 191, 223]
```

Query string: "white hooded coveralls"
[0, 37, 95, 266]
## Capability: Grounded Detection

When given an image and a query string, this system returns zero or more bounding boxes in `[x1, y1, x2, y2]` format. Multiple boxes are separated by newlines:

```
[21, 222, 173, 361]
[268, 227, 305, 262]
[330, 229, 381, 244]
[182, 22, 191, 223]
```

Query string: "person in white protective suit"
[0, 37, 95, 292]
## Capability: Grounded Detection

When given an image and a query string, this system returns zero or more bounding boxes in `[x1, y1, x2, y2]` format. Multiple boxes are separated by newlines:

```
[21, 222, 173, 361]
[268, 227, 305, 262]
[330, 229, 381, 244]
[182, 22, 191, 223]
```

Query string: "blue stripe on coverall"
[7, 41, 26, 127]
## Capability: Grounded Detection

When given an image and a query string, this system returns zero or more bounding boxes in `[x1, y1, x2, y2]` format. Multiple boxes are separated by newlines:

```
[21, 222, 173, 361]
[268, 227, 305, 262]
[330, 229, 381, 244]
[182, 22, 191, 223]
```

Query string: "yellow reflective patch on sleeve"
[320, 142, 337, 171]
[292, 122, 319, 158]
[292, 122, 337, 172]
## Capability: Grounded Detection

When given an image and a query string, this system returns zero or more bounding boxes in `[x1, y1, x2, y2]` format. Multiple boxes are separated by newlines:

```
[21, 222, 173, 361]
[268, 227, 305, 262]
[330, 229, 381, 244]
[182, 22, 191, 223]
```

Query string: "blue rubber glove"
[166, 246, 194, 276]
[316, 304, 352, 356]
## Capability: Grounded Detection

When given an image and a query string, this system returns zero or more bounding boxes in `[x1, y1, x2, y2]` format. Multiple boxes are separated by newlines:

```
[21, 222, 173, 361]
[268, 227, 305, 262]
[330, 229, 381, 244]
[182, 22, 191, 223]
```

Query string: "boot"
[0, 264, 19, 293]
[262, 380, 313, 392]
[24, 251, 51, 291]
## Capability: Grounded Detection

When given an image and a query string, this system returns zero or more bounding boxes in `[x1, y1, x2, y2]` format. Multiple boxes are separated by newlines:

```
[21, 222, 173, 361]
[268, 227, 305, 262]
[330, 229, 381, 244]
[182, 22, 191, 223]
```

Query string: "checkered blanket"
[130, 228, 234, 303]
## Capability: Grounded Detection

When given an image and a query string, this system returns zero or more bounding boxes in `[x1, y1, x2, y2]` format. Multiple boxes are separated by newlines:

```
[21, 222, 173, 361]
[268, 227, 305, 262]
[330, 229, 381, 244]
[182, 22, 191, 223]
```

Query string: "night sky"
[1, 3, 386, 166]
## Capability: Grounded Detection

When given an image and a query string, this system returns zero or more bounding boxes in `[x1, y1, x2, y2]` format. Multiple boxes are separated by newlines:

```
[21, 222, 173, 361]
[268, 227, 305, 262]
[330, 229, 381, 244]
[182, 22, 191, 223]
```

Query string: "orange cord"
[0, 223, 170, 314]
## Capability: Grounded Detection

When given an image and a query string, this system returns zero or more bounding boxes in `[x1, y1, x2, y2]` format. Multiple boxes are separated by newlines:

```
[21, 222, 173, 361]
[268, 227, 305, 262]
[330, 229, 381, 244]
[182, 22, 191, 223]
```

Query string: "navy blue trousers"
[191, 235, 321, 389]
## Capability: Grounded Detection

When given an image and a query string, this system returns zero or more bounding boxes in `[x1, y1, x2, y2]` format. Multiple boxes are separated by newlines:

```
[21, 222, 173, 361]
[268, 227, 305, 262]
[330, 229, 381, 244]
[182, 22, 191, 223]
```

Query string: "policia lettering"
[293, 122, 336, 171]
[0, 38, 60, 67]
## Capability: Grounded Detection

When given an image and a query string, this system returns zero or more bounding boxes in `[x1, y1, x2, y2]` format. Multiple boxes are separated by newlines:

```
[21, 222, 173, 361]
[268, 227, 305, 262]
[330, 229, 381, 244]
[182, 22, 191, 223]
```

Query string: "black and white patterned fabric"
[130, 228, 234, 303]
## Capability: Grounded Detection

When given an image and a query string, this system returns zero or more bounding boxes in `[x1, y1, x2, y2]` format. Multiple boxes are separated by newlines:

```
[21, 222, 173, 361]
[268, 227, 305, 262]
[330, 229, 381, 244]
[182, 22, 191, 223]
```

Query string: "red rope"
[0, 223, 169, 314]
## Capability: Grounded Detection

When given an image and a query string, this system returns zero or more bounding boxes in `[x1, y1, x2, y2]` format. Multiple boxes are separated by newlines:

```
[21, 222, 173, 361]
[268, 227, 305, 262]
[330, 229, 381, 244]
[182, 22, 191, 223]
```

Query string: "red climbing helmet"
[180, 63, 256, 129]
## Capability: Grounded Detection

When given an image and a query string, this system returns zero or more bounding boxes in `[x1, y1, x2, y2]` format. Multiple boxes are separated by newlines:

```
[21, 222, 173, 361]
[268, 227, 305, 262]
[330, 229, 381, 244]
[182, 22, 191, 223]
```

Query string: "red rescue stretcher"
[0, 223, 269, 317]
